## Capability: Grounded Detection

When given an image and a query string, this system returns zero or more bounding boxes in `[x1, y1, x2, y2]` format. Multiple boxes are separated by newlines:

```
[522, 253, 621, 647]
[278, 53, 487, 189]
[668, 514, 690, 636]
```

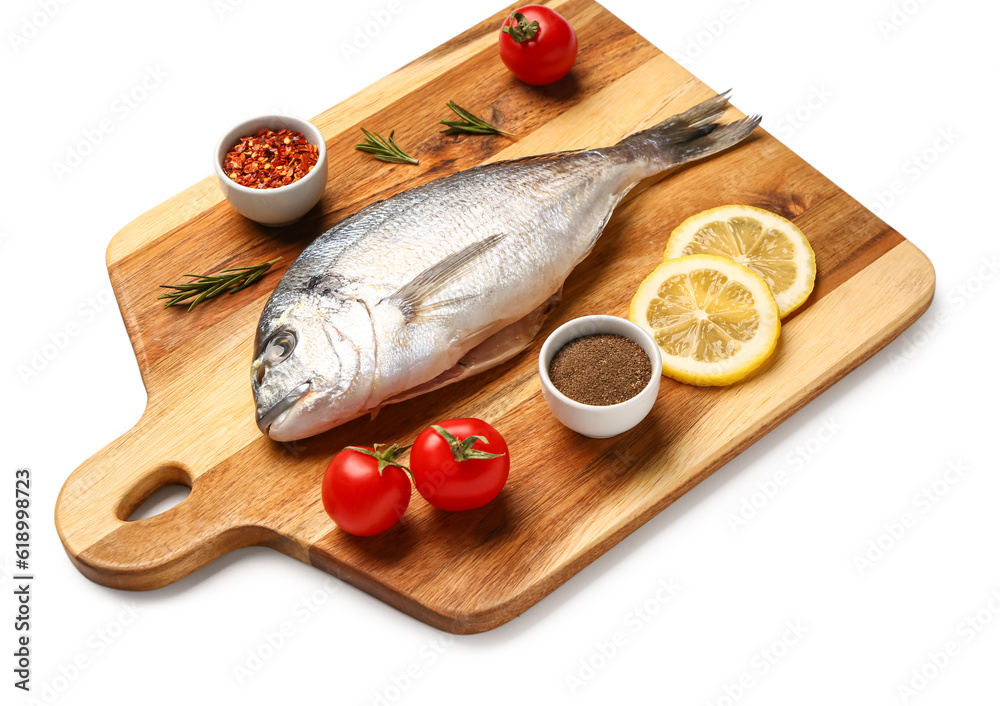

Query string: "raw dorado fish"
[252, 93, 760, 440]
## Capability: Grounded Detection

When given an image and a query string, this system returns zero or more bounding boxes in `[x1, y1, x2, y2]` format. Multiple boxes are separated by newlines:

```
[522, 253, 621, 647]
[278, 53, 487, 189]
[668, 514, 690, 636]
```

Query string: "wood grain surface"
[55, 0, 934, 633]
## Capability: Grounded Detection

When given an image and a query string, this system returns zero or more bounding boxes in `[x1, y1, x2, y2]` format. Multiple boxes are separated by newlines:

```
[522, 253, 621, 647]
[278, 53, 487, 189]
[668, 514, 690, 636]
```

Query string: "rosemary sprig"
[354, 128, 419, 165]
[159, 257, 281, 312]
[439, 101, 515, 137]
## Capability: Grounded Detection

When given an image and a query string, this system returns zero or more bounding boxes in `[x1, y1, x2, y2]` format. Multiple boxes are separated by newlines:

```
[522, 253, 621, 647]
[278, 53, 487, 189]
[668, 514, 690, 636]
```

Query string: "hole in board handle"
[127, 484, 192, 522]
[117, 465, 193, 522]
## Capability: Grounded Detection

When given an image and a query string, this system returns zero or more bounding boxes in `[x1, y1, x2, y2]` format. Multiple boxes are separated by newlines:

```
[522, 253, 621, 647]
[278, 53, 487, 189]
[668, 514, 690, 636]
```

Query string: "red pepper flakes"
[223, 128, 319, 189]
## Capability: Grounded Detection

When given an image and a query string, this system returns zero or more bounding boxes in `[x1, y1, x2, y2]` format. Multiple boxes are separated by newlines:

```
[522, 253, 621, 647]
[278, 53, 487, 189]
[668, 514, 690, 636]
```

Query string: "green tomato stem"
[430, 425, 505, 462]
[501, 12, 539, 43]
[345, 443, 411, 476]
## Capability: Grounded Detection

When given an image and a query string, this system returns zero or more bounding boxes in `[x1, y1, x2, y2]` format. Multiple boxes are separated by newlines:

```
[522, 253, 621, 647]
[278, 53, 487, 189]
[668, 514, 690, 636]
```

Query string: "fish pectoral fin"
[377, 291, 561, 407]
[381, 232, 507, 323]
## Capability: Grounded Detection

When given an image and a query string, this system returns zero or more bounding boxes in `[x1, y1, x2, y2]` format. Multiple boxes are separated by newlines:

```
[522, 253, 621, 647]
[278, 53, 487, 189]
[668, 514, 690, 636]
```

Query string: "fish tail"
[616, 90, 762, 170]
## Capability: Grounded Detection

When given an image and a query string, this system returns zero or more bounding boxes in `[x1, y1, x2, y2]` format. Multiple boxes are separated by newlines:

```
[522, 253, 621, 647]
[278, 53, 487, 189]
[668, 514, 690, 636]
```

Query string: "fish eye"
[265, 331, 296, 363]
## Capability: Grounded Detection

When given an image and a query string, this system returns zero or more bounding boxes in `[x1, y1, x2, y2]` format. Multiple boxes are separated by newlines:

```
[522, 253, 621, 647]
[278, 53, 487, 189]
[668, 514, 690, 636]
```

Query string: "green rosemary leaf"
[439, 101, 515, 137]
[355, 127, 419, 165]
[159, 257, 281, 312]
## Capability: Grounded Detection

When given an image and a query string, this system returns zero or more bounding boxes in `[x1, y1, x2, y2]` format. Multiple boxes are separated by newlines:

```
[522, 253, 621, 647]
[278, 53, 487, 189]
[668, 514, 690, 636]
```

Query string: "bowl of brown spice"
[538, 315, 661, 438]
[214, 114, 328, 226]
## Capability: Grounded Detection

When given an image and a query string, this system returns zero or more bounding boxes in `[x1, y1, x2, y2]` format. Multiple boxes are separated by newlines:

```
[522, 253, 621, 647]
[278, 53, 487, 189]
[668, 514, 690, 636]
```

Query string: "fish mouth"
[257, 381, 311, 436]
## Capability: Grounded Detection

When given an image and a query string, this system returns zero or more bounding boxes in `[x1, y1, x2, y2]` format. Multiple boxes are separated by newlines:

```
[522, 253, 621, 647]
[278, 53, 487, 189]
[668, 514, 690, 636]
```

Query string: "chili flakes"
[223, 128, 319, 189]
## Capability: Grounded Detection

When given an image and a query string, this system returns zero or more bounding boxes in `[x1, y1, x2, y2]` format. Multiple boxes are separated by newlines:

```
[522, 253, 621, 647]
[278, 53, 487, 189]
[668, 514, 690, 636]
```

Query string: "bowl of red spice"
[538, 315, 661, 438]
[214, 114, 328, 226]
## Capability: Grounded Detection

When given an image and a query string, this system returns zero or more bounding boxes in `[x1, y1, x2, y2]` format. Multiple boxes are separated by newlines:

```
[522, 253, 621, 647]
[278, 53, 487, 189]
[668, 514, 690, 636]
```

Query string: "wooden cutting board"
[55, 0, 934, 633]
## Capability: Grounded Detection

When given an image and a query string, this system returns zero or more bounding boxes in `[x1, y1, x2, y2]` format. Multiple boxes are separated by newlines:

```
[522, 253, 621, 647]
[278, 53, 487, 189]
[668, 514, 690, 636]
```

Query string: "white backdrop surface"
[2, 0, 998, 704]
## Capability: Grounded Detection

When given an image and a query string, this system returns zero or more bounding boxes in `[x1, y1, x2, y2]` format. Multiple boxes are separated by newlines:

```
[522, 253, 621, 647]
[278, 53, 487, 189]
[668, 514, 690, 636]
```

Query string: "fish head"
[252, 298, 374, 441]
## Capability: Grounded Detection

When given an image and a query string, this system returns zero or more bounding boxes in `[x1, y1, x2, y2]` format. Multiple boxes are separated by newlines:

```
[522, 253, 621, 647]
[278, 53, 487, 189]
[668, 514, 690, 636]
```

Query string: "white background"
[2, 0, 998, 704]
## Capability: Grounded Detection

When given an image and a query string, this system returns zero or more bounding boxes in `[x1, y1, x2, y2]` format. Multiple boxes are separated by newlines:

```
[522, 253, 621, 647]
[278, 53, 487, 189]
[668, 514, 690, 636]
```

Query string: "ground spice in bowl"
[548, 334, 653, 406]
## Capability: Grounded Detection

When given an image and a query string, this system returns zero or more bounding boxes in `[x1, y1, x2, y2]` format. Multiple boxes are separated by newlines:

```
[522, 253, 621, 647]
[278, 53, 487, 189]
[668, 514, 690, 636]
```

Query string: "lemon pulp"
[629, 254, 780, 386]
[664, 205, 816, 318]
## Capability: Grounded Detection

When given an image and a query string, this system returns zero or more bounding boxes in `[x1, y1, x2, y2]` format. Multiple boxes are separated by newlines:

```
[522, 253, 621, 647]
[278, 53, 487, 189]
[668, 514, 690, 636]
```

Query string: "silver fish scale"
[257, 149, 640, 349]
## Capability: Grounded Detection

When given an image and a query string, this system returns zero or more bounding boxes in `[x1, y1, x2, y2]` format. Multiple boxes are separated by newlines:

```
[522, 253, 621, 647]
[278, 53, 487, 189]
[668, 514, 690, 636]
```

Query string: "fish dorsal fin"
[382, 233, 506, 322]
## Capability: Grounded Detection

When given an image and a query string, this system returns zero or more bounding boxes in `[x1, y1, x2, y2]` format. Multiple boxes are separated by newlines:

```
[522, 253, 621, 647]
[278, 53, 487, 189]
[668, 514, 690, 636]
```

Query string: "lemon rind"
[663, 205, 816, 318]
[628, 254, 781, 387]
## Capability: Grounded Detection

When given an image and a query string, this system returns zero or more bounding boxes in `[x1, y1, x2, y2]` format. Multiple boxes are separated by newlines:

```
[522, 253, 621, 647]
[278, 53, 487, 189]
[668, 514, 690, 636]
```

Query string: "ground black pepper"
[548, 334, 652, 406]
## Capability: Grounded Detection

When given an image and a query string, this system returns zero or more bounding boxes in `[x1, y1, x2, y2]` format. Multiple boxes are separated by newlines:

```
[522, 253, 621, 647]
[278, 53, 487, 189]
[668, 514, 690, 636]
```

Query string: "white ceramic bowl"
[538, 315, 662, 438]
[214, 114, 328, 226]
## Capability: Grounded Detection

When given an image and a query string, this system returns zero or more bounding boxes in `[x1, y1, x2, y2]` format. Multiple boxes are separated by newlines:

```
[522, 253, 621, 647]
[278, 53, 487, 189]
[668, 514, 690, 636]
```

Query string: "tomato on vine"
[499, 5, 578, 86]
[321, 444, 411, 536]
[410, 418, 510, 511]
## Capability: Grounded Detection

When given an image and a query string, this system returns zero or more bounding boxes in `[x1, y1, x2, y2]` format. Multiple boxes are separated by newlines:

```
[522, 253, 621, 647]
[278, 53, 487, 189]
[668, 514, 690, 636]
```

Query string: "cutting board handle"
[55, 418, 269, 591]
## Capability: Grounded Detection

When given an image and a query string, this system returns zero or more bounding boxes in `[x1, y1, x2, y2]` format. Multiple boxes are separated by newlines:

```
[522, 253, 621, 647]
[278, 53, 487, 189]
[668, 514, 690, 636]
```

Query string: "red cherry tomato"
[321, 445, 411, 536]
[499, 5, 578, 86]
[410, 418, 510, 511]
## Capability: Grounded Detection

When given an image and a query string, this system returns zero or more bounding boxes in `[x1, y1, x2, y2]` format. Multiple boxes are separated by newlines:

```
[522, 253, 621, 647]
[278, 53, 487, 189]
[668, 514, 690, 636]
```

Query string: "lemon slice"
[663, 205, 815, 317]
[629, 254, 780, 386]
